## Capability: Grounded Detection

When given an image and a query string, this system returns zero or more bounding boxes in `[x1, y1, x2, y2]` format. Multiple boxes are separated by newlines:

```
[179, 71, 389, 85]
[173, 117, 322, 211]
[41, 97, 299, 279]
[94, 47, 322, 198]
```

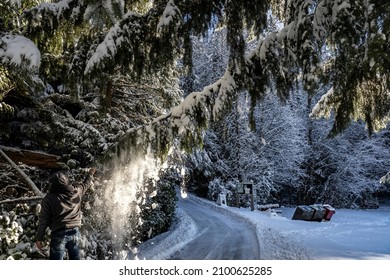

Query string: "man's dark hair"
[49, 172, 76, 195]
[50, 172, 69, 187]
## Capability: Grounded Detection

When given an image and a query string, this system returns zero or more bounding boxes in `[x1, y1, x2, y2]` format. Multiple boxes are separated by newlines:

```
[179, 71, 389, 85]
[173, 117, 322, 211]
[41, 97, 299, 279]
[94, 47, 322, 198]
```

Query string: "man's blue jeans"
[50, 227, 81, 260]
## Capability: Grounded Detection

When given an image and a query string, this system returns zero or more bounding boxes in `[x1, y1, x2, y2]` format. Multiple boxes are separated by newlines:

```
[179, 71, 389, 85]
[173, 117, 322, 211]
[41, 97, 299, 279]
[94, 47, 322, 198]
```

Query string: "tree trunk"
[0, 148, 43, 197]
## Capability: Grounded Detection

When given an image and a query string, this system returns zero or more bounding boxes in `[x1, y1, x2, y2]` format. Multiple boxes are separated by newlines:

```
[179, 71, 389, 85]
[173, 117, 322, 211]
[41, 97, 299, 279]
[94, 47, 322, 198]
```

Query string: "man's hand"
[35, 241, 43, 250]
[89, 167, 96, 175]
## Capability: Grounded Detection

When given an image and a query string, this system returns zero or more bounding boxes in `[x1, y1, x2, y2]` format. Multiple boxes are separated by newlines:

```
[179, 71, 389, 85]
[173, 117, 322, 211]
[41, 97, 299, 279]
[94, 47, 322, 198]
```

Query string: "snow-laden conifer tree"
[1, 0, 389, 204]
[1, 0, 388, 153]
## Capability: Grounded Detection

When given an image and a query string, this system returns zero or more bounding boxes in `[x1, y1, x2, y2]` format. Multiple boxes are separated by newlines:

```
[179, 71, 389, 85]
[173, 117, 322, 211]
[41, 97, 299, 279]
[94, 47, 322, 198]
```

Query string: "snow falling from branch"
[99, 151, 161, 258]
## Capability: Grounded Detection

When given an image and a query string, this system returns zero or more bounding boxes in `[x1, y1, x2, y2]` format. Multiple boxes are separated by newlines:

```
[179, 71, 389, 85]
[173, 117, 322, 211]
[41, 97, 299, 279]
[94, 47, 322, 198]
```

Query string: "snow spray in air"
[97, 150, 162, 259]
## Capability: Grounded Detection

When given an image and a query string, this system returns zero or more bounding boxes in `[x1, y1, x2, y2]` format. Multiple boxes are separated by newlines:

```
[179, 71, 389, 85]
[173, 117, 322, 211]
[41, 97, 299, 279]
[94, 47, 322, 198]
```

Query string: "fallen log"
[0, 148, 43, 197]
[257, 203, 280, 211]
[0, 145, 65, 169]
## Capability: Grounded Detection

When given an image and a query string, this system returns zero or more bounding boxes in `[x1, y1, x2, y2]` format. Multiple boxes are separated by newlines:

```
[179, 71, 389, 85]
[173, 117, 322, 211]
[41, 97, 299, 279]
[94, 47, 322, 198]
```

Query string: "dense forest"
[1, 0, 389, 260]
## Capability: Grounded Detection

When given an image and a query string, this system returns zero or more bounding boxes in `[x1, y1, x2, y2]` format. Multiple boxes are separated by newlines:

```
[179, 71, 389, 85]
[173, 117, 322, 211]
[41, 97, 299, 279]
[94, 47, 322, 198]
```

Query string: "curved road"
[169, 196, 260, 260]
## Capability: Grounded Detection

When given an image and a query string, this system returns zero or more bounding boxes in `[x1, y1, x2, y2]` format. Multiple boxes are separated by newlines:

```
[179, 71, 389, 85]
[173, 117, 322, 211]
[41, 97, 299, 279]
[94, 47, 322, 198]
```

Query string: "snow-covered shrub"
[207, 179, 238, 206]
[138, 170, 178, 243]
[0, 204, 44, 260]
[207, 178, 225, 201]
[183, 149, 215, 198]
[0, 211, 23, 257]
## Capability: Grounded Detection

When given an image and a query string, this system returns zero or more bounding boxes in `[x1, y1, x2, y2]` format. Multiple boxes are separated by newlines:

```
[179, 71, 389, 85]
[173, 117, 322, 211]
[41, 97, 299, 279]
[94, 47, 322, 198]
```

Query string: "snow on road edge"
[134, 207, 198, 260]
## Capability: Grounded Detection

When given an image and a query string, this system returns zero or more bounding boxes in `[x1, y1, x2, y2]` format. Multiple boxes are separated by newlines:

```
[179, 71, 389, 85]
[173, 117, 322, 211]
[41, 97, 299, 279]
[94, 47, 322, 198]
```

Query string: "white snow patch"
[310, 87, 334, 119]
[135, 208, 197, 260]
[0, 35, 41, 68]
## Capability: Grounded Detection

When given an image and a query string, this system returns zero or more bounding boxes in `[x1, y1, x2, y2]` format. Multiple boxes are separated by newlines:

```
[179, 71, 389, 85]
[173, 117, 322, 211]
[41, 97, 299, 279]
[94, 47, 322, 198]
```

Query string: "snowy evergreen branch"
[84, 11, 143, 75]
[0, 34, 41, 69]
[84, 1, 183, 78]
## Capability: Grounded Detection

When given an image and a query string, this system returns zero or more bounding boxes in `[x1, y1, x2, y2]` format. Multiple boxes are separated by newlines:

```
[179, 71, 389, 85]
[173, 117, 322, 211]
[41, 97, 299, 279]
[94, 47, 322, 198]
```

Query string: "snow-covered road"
[134, 191, 390, 260]
[168, 196, 260, 259]
[134, 191, 309, 260]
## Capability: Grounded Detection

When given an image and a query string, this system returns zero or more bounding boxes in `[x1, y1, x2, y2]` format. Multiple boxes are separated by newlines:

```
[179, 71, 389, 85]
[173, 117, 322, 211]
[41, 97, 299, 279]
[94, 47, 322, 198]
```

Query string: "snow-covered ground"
[135, 192, 390, 260]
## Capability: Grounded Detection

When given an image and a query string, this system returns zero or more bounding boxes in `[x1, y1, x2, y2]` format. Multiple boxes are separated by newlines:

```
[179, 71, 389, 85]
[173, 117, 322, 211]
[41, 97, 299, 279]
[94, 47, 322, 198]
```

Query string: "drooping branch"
[84, 1, 183, 79]
[106, 19, 306, 162]
[107, 60, 243, 165]
[0, 145, 65, 169]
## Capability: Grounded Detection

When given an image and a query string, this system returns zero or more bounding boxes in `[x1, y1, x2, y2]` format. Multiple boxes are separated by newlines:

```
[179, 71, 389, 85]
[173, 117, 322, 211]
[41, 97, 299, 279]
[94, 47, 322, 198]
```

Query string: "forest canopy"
[1, 0, 389, 151]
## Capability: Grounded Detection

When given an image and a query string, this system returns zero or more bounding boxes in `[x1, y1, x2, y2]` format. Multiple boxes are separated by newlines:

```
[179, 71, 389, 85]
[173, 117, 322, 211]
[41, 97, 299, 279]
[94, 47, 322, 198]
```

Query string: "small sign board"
[237, 182, 253, 194]
[237, 183, 244, 194]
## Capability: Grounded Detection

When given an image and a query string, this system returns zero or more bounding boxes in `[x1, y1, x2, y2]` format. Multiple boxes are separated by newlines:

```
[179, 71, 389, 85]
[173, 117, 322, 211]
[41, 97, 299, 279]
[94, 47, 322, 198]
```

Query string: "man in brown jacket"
[35, 167, 96, 260]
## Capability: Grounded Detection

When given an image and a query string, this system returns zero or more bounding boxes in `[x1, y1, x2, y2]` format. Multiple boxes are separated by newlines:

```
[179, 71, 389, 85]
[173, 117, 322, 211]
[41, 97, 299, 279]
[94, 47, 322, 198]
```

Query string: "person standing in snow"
[35, 167, 96, 260]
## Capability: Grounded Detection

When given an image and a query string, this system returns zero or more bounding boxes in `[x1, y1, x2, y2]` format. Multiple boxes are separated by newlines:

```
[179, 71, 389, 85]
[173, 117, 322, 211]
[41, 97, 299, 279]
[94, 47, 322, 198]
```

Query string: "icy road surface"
[135, 193, 260, 260]
[168, 196, 260, 260]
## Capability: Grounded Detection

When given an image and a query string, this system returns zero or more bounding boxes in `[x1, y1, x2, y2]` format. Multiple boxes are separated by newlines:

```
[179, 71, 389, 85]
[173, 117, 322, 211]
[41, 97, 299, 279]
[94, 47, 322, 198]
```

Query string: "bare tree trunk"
[0, 148, 43, 197]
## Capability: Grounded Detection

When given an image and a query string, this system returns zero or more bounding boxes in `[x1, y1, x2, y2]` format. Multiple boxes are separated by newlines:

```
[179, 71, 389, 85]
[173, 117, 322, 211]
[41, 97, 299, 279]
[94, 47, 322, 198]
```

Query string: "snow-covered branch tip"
[0, 34, 41, 69]
[84, 0, 182, 75]
[151, 68, 236, 132]
[84, 12, 143, 75]
[157, 0, 182, 34]
[27, 0, 73, 20]
[310, 87, 335, 119]
[380, 172, 390, 185]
